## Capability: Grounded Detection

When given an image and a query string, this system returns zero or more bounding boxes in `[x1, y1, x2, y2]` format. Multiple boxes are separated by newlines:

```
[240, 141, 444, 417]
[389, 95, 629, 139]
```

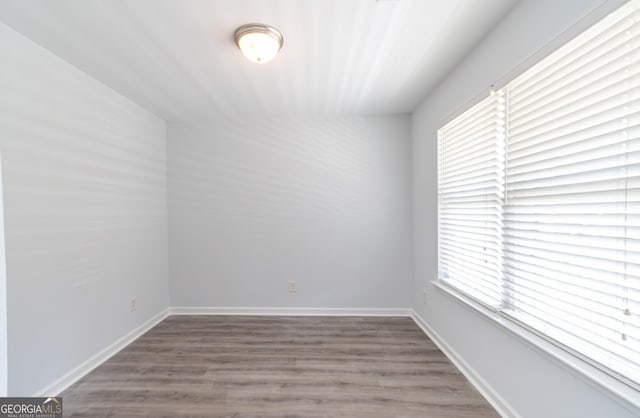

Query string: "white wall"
[0, 158, 6, 397]
[168, 117, 411, 310]
[412, 0, 638, 417]
[0, 23, 170, 396]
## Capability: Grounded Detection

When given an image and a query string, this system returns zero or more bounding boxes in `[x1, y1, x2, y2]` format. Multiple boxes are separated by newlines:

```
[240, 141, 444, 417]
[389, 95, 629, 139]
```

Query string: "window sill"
[431, 279, 640, 413]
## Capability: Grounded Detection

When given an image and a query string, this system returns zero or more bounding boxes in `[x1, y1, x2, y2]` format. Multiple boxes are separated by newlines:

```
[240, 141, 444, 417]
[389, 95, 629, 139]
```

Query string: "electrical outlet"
[130, 297, 137, 312]
[423, 290, 428, 304]
[288, 281, 296, 293]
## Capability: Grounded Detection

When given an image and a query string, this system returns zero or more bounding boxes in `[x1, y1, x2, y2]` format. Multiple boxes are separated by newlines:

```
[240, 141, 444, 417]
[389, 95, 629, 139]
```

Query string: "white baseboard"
[170, 306, 412, 317]
[410, 310, 519, 418]
[33, 308, 170, 397]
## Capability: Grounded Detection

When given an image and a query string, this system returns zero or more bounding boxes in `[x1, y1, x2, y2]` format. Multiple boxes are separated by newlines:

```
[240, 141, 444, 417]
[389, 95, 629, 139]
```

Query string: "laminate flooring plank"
[61, 316, 499, 417]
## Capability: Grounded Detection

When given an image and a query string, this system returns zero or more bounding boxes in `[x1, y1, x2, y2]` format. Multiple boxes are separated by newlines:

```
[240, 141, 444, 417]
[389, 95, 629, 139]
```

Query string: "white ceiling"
[0, 0, 518, 121]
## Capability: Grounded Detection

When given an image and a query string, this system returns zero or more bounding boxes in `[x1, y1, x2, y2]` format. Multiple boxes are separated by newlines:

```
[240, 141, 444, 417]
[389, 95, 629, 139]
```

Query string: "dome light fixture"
[234, 23, 284, 64]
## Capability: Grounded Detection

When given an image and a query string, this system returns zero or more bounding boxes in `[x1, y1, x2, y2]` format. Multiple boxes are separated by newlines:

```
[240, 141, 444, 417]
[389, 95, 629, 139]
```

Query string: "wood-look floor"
[61, 316, 498, 417]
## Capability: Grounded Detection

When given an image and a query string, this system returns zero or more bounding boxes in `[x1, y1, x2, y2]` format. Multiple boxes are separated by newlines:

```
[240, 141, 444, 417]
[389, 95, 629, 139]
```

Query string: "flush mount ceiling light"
[234, 23, 283, 64]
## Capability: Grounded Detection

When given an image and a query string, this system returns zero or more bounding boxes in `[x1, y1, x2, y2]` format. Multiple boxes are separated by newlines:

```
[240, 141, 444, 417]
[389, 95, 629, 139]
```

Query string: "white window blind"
[438, 91, 506, 307]
[503, 0, 640, 386]
[437, 0, 640, 388]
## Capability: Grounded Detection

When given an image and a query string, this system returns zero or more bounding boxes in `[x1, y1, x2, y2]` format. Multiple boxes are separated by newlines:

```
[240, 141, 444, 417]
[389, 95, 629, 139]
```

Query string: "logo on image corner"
[0, 396, 63, 418]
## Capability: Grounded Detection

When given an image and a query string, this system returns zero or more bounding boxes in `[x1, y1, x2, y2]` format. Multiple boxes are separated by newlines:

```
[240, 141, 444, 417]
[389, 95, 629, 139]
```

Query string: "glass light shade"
[234, 24, 283, 64]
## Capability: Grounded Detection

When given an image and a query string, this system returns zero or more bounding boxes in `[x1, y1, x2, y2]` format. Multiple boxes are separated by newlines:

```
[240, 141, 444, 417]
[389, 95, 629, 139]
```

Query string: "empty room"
[0, 0, 638, 416]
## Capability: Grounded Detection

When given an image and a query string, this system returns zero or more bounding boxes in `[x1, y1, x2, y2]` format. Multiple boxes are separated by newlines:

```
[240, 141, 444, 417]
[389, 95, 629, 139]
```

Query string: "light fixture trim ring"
[234, 23, 284, 51]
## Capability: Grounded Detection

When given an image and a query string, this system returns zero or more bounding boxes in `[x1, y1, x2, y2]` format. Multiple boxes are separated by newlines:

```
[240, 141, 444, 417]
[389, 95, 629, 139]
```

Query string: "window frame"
[435, 0, 640, 409]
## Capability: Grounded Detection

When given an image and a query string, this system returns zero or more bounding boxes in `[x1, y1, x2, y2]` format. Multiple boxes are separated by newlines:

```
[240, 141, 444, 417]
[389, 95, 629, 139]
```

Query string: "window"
[438, 91, 505, 308]
[438, 0, 640, 389]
